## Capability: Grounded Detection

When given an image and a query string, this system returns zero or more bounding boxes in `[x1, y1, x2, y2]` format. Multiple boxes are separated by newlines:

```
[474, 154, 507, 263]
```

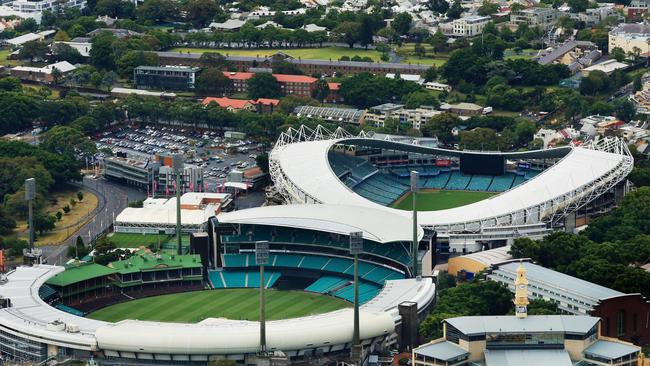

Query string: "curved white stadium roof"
[217, 204, 424, 243]
[272, 136, 632, 230]
[0, 265, 435, 356]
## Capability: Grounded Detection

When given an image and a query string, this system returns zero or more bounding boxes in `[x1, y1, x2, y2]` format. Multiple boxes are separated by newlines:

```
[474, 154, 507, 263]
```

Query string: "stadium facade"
[268, 125, 633, 258]
[0, 204, 436, 365]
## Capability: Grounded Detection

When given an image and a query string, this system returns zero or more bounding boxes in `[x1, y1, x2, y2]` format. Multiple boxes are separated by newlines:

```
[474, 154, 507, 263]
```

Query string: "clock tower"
[513, 262, 529, 319]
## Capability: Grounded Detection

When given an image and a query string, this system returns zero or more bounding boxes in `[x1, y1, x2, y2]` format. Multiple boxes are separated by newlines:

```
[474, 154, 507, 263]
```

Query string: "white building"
[11, 0, 86, 20]
[385, 73, 423, 84]
[487, 261, 624, 315]
[608, 23, 650, 55]
[424, 81, 452, 92]
[510, 7, 559, 31]
[450, 15, 491, 38]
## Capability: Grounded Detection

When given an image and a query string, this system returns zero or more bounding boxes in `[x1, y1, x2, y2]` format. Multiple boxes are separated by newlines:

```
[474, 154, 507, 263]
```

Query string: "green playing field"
[86, 289, 351, 323]
[391, 190, 496, 211]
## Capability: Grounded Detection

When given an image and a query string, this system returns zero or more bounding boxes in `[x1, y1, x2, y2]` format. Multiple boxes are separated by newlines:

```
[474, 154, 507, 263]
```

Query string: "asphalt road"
[40, 176, 145, 265]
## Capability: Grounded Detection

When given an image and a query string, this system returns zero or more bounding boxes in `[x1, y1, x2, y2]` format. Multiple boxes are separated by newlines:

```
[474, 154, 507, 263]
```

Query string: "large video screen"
[460, 154, 505, 176]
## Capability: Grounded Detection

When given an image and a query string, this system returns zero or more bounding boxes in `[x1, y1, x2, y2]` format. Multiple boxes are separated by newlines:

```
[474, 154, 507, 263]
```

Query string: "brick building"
[222, 72, 317, 97]
[591, 293, 650, 346]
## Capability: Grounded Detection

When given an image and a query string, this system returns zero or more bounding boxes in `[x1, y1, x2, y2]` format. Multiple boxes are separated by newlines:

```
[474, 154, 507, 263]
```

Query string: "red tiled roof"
[327, 82, 341, 90]
[272, 74, 317, 83]
[254, 98, 280, 106]
[202, 97, 251, 109]
[222, 71, 254, 80]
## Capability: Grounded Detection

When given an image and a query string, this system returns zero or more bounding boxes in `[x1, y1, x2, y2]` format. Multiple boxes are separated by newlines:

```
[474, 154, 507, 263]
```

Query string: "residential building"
[201, 97, 280, 113]
[440, 102, 484, 116]
[4, 29, 55, 46]
[608, 23, 650, 55]
[325, 82, 344, 104]
[413, 263, 642, 366]
[385, 73, 423, 84]
[630, 81, 650, 114]
[294, 105, 365, 124]
[87, 28, 141, 39]
[10, 0, 85, 19]
[9, 61, 76, 83]
[579, 115, 623, 137]
[365, 103, 405, 127]
[510, 7, 559, 31]
[575, 4, 622, 26]
[52, 41, 91, 58]
[627, 0, 648, 18]
[134, 65, 200, 91]
[397, 107, 442, 129]
[221, 72, 317, 97]
[424, 82, 452, 92]
[302, 23, 327, 32]
[208, 19, 245, 31]
[581, 59, 629, 76]
[534, 40, 601, 75]
[450, 15, 491, 38]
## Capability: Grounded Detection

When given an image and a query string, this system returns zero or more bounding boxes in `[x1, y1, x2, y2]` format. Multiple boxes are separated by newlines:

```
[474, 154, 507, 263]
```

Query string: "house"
[87, 28, 141, 39]
[10, 61, 76, 83]
[302, 23, 327, 32]
[325, 82, 343, 104]
[424, 82, 452, 92]
[581, 59, 628, 76]
[5, 29, 55, 47]
[385, 73, 423, 84]
[52, 41, 92, 58]
[450, 15, 491, 38]
[209, 19, 246, 32]
[201, 97, 280, 113]
[440, 102, 485, 116]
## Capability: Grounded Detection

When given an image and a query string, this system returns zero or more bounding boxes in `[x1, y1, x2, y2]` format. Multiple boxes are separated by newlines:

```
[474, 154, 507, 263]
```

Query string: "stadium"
[269, 125, 634, 255]
[0, 204, 435, 365]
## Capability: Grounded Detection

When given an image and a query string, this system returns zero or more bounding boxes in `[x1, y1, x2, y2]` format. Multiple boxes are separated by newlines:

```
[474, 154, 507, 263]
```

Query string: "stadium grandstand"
[0, 204, 435, 365]
[269, 125, 634, 256]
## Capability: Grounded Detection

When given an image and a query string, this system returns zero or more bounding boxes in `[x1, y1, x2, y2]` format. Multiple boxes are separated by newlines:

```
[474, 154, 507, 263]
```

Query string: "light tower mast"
[514, 261, 529, 319]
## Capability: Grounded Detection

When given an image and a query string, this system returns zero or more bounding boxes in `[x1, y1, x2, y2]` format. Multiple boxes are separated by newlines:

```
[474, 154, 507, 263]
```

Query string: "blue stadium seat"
[300, 255, 329, 270]
[445, 171, 472, 190]
[488, 174, 515, 192]
[305, 276, 350, 293]
[208, 270, 226, 288]
[222, 271, 247, 288]
[323, 258, 353, 273]
[223, 254, 247, 267]
[55, 304, 85, 317]
[466, 175, 493, 191]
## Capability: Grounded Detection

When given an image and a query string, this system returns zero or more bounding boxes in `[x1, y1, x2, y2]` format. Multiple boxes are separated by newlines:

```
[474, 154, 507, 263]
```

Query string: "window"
[617, 310, 626, 336]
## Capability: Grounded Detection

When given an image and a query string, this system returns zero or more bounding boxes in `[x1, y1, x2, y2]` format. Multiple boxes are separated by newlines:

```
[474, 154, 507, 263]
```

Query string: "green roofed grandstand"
[47, 263, 117, 288]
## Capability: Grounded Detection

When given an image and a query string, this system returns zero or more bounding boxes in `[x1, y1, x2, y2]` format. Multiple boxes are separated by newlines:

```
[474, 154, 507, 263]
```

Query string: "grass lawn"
[108, 232, 174, 248]
[0, 48, 20, 66]
[13, 189, 98, 246]
[86, 289, 351, 322]
[391, 190, 496, 211]
[170, 47, 384, 62]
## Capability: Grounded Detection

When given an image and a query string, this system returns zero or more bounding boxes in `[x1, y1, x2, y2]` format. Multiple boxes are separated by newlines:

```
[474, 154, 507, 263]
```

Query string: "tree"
[15, 18, 37, 33]
[333, 21, 361, 48]
[247, 73, 283, 99]
[459, 127, 501, 150]
[420, 113, 460, 144]
[402, 90, 439, 109]
[185, 0, 220, 27]
[633, 74, 643, 92]
[54, 30, 71, 42]
[613, 98, 636, 122]
[392, 13, 412, 36]
[18, 41, 48, 63]
[428, 0, 449, 13]
[272, 61, 304, 75]
[478, 0, 499, 16]
[136, 0, 178, 23]
[610, 47, 626, 62]
[196, 68, 233, 95]
[256, 152, 270, 174]
[33, 212, 56, 235]
[312, 79, 330, 102]
[117, 50, 159, 78]
[40, 125, 97, 160]
[51, 43, 84, 64]
[199, 53, 231, 69]
[567, 0, 588, 12]
[358, 15, 375, 48]
[429, 31, 448, 54]
[423, 66, 437, 82]
[0, 207, 16, 235]
[95, 0, 135, 18]
[77, 191, 84, 201]
[90, 32, 117, 70]
[447, 0, 464, 19]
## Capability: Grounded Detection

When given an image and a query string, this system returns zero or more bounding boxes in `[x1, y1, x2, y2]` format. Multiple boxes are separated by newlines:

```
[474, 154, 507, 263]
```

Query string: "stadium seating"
[488, 174, 515, 192]
[445, 171, 472, 190]
[221, 271, 247, 287]
[333, 283, 381, 304]
[55, 304, 86, 317]
[466, 176, 493, 191]
[323, 257, 353, 273]
[210, 270, 281, 289]
[328, 152, 378, 180]
[513, 175, 526, 187]
[39, 284, 57, 301]
[305, 276, 350, 293]
[423, 172, 451, 189]
[525, 169, 541, 180]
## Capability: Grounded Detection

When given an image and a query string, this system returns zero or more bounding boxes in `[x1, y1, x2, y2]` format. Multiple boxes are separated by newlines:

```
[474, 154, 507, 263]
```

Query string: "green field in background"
[391, 190, 496, 211]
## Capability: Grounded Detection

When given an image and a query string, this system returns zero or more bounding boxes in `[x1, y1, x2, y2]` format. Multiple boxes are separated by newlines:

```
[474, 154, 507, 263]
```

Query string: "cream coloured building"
[609, 23, 650, 55]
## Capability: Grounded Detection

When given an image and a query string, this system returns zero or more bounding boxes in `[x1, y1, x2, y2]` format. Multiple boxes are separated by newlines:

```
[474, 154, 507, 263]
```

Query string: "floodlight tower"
[410, 171, 419, 278]
[25, 178, 35, 250]
[349, 231, 363, 365]
[256, 241, 270, 354]
[172, 154, 184, 255]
